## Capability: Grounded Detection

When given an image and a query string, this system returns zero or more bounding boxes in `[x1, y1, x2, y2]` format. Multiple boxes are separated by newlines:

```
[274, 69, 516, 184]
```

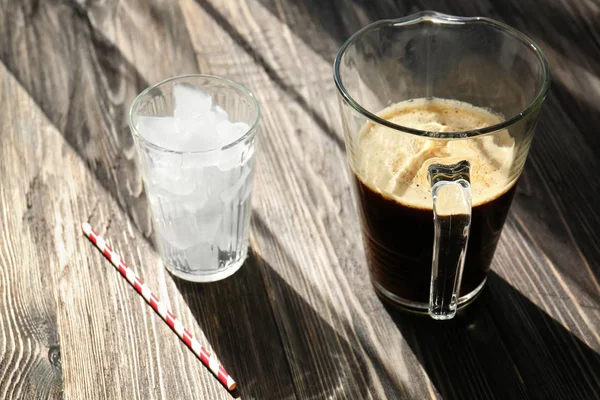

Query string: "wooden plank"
[487, 271, 600, 399]
[0, 66, 63, 400]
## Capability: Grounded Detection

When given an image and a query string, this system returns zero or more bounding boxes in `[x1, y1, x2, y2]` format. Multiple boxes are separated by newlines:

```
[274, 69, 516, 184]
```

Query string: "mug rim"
[332, 11, 551, 139]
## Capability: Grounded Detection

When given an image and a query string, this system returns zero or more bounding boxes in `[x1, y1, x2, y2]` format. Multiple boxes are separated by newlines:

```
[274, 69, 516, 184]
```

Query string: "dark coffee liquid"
[354, 175, 517, 304]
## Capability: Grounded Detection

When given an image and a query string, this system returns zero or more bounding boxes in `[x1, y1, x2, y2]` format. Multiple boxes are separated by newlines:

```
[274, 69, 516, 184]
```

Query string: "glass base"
[166, 257, 245, 282]
[373, 277, 487, 314]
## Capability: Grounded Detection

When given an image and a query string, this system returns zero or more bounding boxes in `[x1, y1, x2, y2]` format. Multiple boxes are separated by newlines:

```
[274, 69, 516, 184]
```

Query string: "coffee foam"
[354, 98, 517, 209]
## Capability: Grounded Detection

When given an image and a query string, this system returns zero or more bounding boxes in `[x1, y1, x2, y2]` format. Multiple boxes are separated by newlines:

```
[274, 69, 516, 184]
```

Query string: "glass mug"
[334, 12, 549, 319]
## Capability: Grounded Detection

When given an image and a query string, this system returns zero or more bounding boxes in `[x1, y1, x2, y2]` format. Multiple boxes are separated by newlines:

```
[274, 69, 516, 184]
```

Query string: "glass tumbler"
[129, 75, 260, 282]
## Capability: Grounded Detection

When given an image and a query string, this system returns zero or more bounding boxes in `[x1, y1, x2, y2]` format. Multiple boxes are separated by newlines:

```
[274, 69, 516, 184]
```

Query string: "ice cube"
[180, 182, 210, 213]
[147, 147, 180, 169]
[216, 121, 250, 171]
[149, 166, 184, 194]
[221, 166, 251, 203]
[186, 131, 220, 153]
[240, 174, 254, 202]
[156, 194, 223, 251]
[175, 111, 222, 153]
[193, 203, 223, 243]
[137, 114, 215, 153]
[185, 132, 220, 153]
[219, 145, 250, 171]
[213, 105, 229, 122]
[218, 150, 240, 171]
[217, 121, 249, 146]
[183, 242, 220, 272]
[217, 221, 238, 256]
[180, 165, 236, 214]
[173, 84, 212, 118]
[136, 116, 178, 148]
[181, 150, 221, 172]
[157, 214, 201, 250]
[177, 113, 217, 135]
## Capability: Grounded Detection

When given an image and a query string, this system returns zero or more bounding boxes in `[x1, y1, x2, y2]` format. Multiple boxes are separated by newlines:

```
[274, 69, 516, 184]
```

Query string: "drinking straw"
[81, 222, 236, 391]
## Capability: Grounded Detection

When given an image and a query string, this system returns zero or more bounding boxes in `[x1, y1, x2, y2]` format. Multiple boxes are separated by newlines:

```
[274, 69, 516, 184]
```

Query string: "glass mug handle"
[427, 161, 472, 320]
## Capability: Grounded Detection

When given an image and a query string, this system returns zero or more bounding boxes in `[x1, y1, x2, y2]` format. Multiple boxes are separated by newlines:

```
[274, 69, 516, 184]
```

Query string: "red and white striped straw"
[81, 222, 236, 391]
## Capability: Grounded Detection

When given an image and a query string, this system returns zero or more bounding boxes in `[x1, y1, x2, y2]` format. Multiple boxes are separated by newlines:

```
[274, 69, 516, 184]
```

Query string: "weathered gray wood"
[1, 0, 599, 399]
[0, 66, 63, 400]
[0, 1, 291, 398]
[0, 62, 238, 399]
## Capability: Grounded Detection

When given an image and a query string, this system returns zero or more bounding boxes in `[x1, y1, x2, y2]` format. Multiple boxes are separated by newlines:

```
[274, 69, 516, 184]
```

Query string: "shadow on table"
[172, 249, 371, 400]
[388, 271, 600, 400]
[252, 0, 414, 64]
[194, 0, 345, 151]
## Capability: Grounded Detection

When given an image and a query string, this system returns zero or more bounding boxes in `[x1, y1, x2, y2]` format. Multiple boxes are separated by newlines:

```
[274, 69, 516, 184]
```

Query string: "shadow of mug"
[387, 271, 600, 399]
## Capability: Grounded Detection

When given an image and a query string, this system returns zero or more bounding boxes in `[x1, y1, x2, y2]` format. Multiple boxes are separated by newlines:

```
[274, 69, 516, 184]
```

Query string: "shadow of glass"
[388, 271, 600, 400]
[172, 249, 371, 399]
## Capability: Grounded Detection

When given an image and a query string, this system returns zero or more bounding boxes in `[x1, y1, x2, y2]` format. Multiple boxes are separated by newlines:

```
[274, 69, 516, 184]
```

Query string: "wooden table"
[1, 1, 599, 399]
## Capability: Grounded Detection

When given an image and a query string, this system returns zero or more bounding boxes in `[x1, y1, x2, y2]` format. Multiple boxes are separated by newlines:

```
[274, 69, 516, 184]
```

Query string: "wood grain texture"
[0, 62, 237, 399]
[0, 65, 63, 400]
[0, 0, 599, 399]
